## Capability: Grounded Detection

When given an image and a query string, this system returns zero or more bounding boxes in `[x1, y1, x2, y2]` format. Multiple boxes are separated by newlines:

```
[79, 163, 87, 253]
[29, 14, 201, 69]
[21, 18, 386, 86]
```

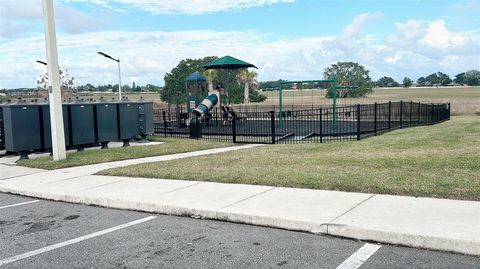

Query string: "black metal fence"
[154, 101, 450, 144]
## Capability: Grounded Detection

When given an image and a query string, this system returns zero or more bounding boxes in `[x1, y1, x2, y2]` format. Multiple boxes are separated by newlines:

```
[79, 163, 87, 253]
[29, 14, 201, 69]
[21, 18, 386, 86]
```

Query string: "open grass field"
[99, 116, 480, 201]
[17, 138, 231, 170]
[246, 86, 480, 116]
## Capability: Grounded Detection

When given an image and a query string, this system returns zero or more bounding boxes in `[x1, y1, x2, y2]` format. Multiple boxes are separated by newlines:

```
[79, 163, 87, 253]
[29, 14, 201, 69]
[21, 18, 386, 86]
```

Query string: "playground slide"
[193, 94, 218, 116]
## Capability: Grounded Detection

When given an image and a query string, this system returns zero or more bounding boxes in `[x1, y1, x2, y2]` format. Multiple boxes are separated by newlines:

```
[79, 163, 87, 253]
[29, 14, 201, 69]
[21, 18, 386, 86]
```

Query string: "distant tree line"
[74, 83, 163, 93]
[374, 70, 480, 88]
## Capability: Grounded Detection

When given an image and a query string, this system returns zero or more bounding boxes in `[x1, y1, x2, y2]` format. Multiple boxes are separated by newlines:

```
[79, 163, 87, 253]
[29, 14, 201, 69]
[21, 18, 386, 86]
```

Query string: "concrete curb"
[1, 186, 478, 256]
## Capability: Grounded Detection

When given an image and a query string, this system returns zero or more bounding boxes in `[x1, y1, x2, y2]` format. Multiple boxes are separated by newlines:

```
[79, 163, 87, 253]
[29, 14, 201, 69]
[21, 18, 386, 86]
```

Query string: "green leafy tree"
[204, 69, 217, 93]
[464, 70, 480, 86]
[375, 76, 400, 87]
[323, 62, 373, 98]
[236, 69, 261, 104]
[417, 77, 426, 86]
[454, 72, 466, 85]
[144, 84, 163, 92]
[402, 77, 413, 88]
[162, 56, 217, 104]
[425, 72, 452, 86]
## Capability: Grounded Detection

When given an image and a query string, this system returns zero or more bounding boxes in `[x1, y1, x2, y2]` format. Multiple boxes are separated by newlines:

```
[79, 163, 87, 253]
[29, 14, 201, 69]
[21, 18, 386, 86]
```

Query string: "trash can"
[94, 101, 118, 149]
[189, 120, 203, 139]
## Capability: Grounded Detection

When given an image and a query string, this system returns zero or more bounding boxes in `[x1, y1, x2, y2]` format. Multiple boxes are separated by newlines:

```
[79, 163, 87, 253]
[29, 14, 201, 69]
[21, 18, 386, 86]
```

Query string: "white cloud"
[420, 20, 468, 50]
[63, 0, 296, 15]
[1, 15, 479, 89]
[0, 0, 108, 38]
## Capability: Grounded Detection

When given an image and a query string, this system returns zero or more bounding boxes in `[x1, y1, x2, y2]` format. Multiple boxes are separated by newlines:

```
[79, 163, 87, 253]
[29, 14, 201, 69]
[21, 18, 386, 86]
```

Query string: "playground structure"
[185, 71, 208, 113]
[193, 94, 218, 117]
[154, 100, 450, 144]
[155, 57, 450, 144]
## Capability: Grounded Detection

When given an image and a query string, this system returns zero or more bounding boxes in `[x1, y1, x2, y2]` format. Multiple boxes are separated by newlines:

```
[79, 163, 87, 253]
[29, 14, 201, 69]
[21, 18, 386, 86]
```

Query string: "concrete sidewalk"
[1, 146, 479, 256]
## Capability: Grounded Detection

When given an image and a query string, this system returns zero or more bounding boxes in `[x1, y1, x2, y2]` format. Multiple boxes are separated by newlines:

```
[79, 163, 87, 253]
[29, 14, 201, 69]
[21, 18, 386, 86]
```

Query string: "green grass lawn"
[17, 138, 231, 170]
[99, 116, 480, 200]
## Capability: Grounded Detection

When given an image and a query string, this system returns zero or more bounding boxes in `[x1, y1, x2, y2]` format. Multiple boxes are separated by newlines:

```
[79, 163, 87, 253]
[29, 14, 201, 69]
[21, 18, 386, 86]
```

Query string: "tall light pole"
[42, 0, 66, 161]
[98, 51, 122, 100]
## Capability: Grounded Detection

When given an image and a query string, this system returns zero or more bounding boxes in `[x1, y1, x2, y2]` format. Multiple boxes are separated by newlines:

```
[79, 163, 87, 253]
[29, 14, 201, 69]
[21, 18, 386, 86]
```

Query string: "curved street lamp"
[36, 60, 48, 66]
[98, 51, 122, 100]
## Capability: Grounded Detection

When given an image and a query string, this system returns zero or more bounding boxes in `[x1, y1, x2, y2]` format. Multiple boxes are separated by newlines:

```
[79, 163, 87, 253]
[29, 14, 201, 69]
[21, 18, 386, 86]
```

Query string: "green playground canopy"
[202, 55, 257, 70]
[186, 71, 206, 82]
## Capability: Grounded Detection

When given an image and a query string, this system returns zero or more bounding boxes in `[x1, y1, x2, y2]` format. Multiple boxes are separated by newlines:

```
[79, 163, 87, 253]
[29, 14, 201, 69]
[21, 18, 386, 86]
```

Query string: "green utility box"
[40, 103, 70, 150]
[94, 102, 118, 148]
[2, 102, 41, 159]
[117, 102, 138, 146]
[138, 102, 154, 138]
[68, 102, 95, 150]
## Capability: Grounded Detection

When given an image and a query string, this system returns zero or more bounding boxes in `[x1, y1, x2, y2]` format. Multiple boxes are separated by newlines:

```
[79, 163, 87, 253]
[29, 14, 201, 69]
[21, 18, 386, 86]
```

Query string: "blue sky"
[1, 0, 479, 88]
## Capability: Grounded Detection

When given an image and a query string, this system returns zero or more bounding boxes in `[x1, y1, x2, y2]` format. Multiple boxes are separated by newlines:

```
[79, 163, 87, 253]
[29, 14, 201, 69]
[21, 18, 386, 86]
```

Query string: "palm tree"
[237, 69, 257, 104]
[203, 69, 217, 93]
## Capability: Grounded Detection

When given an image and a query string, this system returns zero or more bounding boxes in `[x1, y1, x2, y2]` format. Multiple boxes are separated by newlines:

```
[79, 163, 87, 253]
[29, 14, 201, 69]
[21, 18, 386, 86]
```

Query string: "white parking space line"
[0, 200, 40, 210]
[335, 243, 381, 269]
[0, 216, 157, 266]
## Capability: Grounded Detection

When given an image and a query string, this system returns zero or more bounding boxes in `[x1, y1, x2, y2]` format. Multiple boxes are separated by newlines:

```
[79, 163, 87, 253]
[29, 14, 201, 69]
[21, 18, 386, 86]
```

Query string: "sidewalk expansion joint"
[0, 171, 49, 181]
[328, 194, 376, 223]
[157, 181, 204, 195]
[219, 187, 276, 210]
[76, 178, 127, 192]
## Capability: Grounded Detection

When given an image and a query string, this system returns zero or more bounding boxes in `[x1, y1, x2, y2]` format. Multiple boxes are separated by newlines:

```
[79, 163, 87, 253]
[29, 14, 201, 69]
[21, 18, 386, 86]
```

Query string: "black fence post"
[195, 113, 199, 140]
[232, 112, 237, 143]
[448, 103, 451, 120]
[356, 104, 361, 141]
[430, 104, 435, 124]
[319, 107, 323, 143]
[418, 102, 421, 125]
[409, 101, 413, 126]
[400, 100, 403, 128]
[374, 102, 377, 136]
[162, 111, 167, 138]
[270, 111, 276, 144]
[388, 101, 391, 131]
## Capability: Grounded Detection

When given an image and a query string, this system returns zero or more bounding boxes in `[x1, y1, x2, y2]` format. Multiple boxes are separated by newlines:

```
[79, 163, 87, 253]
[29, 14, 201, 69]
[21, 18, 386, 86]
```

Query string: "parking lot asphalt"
[0, 192, 478, 269]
